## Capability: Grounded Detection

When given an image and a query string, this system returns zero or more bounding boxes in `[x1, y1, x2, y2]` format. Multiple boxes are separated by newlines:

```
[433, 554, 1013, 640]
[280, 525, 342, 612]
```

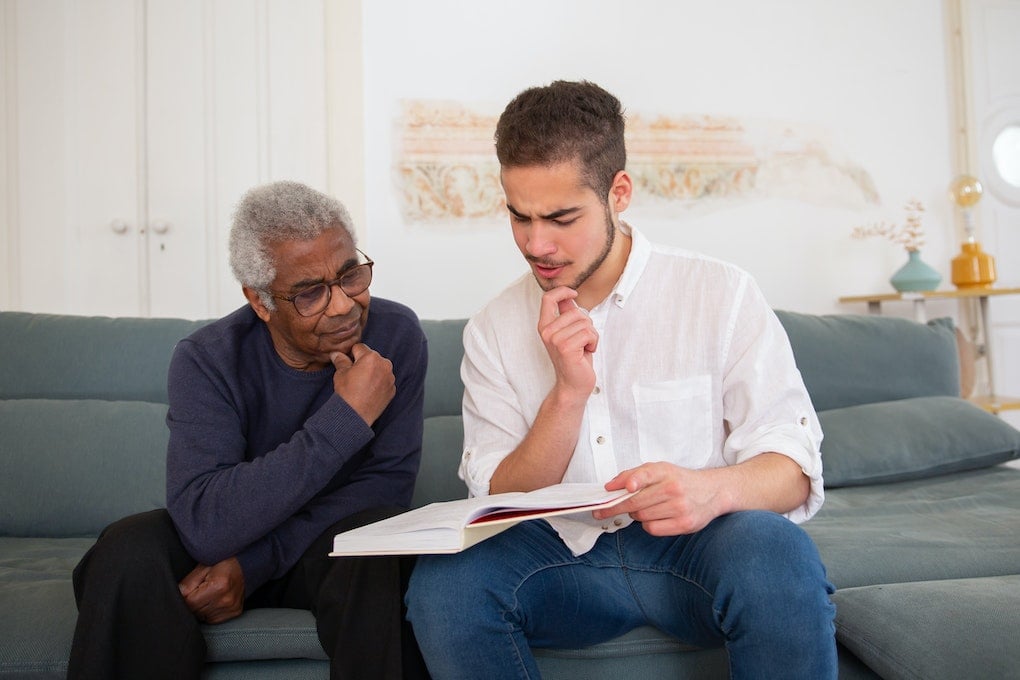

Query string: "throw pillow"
[819, 395, 1020, 487]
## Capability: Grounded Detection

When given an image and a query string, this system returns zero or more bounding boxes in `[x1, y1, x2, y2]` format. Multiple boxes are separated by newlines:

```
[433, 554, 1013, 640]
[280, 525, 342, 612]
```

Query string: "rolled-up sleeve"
[720, 278, 825, 522]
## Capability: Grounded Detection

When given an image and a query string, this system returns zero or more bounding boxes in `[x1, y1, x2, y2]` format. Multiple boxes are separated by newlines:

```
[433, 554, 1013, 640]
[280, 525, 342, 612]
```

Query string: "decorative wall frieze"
[395, 100, 879, 224]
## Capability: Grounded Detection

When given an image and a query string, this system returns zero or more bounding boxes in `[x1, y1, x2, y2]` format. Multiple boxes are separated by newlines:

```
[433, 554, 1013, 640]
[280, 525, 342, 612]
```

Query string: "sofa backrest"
[0, 309, 964, 535]
[0, 311, 210, 403]
[0, 312, 210, 537]
[414, 319, 468, 507]
[774, 310, 960, 412]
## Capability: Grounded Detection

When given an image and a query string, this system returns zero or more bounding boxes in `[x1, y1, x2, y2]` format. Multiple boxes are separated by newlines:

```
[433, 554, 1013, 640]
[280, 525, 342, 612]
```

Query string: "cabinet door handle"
[151, 220, 171, 235]
[110, 219, 130, 234]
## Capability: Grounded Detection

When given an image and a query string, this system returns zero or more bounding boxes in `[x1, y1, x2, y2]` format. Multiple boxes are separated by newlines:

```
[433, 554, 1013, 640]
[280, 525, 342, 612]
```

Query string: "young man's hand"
[537, 287, 598, 402]
[596, 454, 810, 536]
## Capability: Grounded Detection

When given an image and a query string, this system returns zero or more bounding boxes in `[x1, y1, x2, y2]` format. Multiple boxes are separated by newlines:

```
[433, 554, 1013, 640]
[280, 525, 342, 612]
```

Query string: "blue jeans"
[406, 510, 836, 679]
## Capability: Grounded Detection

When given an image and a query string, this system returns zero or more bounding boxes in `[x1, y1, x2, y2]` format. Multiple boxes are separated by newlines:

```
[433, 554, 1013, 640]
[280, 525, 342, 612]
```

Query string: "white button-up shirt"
[459, 225, 824, 556]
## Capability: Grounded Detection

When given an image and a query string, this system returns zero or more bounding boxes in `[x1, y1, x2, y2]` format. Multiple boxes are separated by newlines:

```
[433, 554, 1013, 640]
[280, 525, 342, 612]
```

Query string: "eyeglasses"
[268, 250, 374, 317]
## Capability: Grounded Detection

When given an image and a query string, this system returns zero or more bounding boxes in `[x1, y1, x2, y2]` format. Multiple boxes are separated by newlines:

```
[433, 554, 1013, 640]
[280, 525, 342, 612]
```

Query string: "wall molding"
[324, 0, 366, 241]
[1, 0, 19, 308]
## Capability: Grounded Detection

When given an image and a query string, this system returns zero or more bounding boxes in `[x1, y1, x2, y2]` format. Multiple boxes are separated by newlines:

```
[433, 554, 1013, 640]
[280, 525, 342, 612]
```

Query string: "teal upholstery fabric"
[0, 538, 92, 680]
[2, 309, 1018, 680]
[420, 319, 466, 419]
[202, 659, 328, 680]
[0, 400, 168, 537]
[0, 312, 209, 404]
[775, 311, 959, 411]
[414, 415, 466, 508]
[414, 319, 468, 510]
[202, 609, 327, 663]
[805, 466, 1020, 589]
[0, 578, 77, 679]
[832, 576, 1020, 680]
[818, 396, 1020, 487]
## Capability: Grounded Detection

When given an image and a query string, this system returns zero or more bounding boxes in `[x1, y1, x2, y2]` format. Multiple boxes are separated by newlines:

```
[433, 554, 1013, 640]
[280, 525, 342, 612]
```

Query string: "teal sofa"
[2, 309, 1019, 679]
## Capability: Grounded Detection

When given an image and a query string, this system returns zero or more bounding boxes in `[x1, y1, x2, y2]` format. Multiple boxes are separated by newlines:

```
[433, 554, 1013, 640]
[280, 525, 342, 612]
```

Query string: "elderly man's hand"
[330, 343, 396, 425]
[179, 557, 245, 625]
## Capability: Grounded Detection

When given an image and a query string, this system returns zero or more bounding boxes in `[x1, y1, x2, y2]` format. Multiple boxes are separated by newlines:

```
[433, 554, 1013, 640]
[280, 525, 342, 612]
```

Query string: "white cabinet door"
[145, 0, 213, 318]
[11, 0, 145, 316]
[4, 0, 328, 319]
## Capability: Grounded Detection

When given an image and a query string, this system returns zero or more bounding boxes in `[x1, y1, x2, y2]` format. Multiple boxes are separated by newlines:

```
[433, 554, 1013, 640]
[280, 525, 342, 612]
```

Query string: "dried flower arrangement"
[851, 199, 926, 252]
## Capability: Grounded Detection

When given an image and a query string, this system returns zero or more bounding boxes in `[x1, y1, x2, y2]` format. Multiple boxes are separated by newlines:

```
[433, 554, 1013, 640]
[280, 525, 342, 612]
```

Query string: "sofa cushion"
[202, 609, 327, 663]
[0, 537, 93, 680]
[420, 319, 466, 419]
[0, 312, 209, 404]
[804, 465, 1020, 589]
[818, 395, 1020, 487]
[832, 576, 1020, 680]
[775, 311, 959, 411]
[413, 415, 467, 508]
[0, 400, 168, 537]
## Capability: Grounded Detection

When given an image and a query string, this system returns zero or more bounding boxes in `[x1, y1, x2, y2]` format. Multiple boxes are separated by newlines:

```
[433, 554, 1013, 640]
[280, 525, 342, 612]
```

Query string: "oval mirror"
[992, 124, 1020, 188]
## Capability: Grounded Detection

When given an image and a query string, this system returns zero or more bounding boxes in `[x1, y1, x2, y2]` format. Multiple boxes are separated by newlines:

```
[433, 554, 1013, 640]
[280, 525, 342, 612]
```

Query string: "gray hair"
[229, 180, 355, 310]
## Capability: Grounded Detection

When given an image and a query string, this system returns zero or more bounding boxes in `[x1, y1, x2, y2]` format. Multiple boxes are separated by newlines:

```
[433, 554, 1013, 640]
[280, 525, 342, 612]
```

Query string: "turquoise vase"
[890, 250, 942, 292]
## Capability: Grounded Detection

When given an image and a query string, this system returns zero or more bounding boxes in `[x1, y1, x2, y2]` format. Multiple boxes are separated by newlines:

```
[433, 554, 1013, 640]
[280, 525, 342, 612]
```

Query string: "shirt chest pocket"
[632, 376, 713, 468]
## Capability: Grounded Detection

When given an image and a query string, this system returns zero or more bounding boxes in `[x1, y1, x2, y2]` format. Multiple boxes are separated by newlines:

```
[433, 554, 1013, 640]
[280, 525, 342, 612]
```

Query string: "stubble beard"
[533, 206, 616, 292]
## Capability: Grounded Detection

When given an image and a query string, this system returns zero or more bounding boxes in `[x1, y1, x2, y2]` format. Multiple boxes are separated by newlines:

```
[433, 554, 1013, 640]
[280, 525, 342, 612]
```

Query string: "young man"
[69, 181, 429, 679]
[406, 81, 836, 678]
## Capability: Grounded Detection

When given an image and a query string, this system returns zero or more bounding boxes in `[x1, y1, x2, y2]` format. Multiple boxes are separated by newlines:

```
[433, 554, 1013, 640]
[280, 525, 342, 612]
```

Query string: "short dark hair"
[494, 80, 626, 201]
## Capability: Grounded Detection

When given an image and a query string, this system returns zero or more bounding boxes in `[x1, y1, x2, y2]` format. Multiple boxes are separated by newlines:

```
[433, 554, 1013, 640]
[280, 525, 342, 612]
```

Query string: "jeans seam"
[614, 528, 723, 644]
[503, 559, 584, 680]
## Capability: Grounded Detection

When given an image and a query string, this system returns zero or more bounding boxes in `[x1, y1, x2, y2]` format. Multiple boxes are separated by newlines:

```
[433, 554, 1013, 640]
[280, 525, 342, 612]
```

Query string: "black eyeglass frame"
[266, 249, 374, 317]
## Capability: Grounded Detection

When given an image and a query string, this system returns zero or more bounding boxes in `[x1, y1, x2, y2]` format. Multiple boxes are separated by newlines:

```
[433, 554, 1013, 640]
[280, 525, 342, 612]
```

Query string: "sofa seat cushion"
[534, 627, 727, 679]
[0, 538, 92, 679]
[0, 538, 327, 677]
[805, 465, 1020, 589]
[833, 575, 1020, 680]
[203, 609, 326, 663]
[818, 395, 1020, 487]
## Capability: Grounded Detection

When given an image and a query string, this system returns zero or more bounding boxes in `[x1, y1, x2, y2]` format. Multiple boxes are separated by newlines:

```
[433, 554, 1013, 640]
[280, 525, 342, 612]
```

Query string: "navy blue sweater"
[165, 299, 427, 594]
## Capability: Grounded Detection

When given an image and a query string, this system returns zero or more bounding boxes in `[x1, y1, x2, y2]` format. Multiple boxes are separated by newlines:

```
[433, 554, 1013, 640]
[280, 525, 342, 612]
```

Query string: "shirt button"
[601, 525, 609, 531]
[613, 518, 623, 527]
[799, 417, 808, 426]
[464, 451, 471, 458]
[596, 435, 606, 445]
[592, 386, 601, 395]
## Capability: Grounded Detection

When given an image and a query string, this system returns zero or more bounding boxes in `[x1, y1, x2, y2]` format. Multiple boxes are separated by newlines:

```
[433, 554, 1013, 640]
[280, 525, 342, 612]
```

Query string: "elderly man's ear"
[243, 287, 272, 323]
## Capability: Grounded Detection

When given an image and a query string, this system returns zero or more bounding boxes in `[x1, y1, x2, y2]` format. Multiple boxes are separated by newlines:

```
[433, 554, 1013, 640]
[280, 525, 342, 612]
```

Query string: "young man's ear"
[243, 286, 273, 323]
[608, 170, 633, 214]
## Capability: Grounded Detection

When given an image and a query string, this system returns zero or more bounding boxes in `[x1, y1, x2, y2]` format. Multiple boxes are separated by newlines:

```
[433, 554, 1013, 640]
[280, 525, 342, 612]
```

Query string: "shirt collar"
[606, 222, 650, 309]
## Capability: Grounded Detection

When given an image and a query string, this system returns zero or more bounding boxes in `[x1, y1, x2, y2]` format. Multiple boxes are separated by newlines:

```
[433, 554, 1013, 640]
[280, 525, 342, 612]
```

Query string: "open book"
[329, 483, 634, 556]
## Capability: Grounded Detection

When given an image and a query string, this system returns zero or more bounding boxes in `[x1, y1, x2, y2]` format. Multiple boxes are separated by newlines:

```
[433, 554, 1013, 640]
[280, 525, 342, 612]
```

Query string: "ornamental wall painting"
[394, 100, 879, 225]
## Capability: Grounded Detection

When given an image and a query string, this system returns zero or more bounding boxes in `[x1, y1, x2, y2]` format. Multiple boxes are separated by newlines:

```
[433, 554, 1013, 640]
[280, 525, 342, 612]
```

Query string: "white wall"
[354, 0, 957, 321]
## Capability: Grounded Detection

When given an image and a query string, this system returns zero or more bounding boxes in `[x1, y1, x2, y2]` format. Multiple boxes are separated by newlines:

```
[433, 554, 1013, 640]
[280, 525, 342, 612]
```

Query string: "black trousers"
[67, 507, 429, 680]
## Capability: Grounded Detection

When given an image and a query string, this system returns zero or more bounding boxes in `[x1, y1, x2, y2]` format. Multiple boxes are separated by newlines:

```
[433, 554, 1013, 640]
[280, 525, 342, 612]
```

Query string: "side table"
[838, 287, 1020, 414]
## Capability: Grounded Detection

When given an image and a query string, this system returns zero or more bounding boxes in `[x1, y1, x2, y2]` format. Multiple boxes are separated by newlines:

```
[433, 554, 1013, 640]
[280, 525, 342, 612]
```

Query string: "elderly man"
[406, 81, 836, 679]
[68, 181, 429, 679]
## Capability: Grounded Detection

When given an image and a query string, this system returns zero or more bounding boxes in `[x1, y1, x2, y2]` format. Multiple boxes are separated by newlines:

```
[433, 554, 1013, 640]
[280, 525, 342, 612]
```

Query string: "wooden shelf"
[839, 286, 1020, 305]
[968, 395, 1020, 414]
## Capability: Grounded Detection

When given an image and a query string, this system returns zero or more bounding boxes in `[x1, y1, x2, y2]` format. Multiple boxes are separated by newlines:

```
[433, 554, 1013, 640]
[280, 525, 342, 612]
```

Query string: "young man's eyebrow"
[506, 204, 582, 221]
